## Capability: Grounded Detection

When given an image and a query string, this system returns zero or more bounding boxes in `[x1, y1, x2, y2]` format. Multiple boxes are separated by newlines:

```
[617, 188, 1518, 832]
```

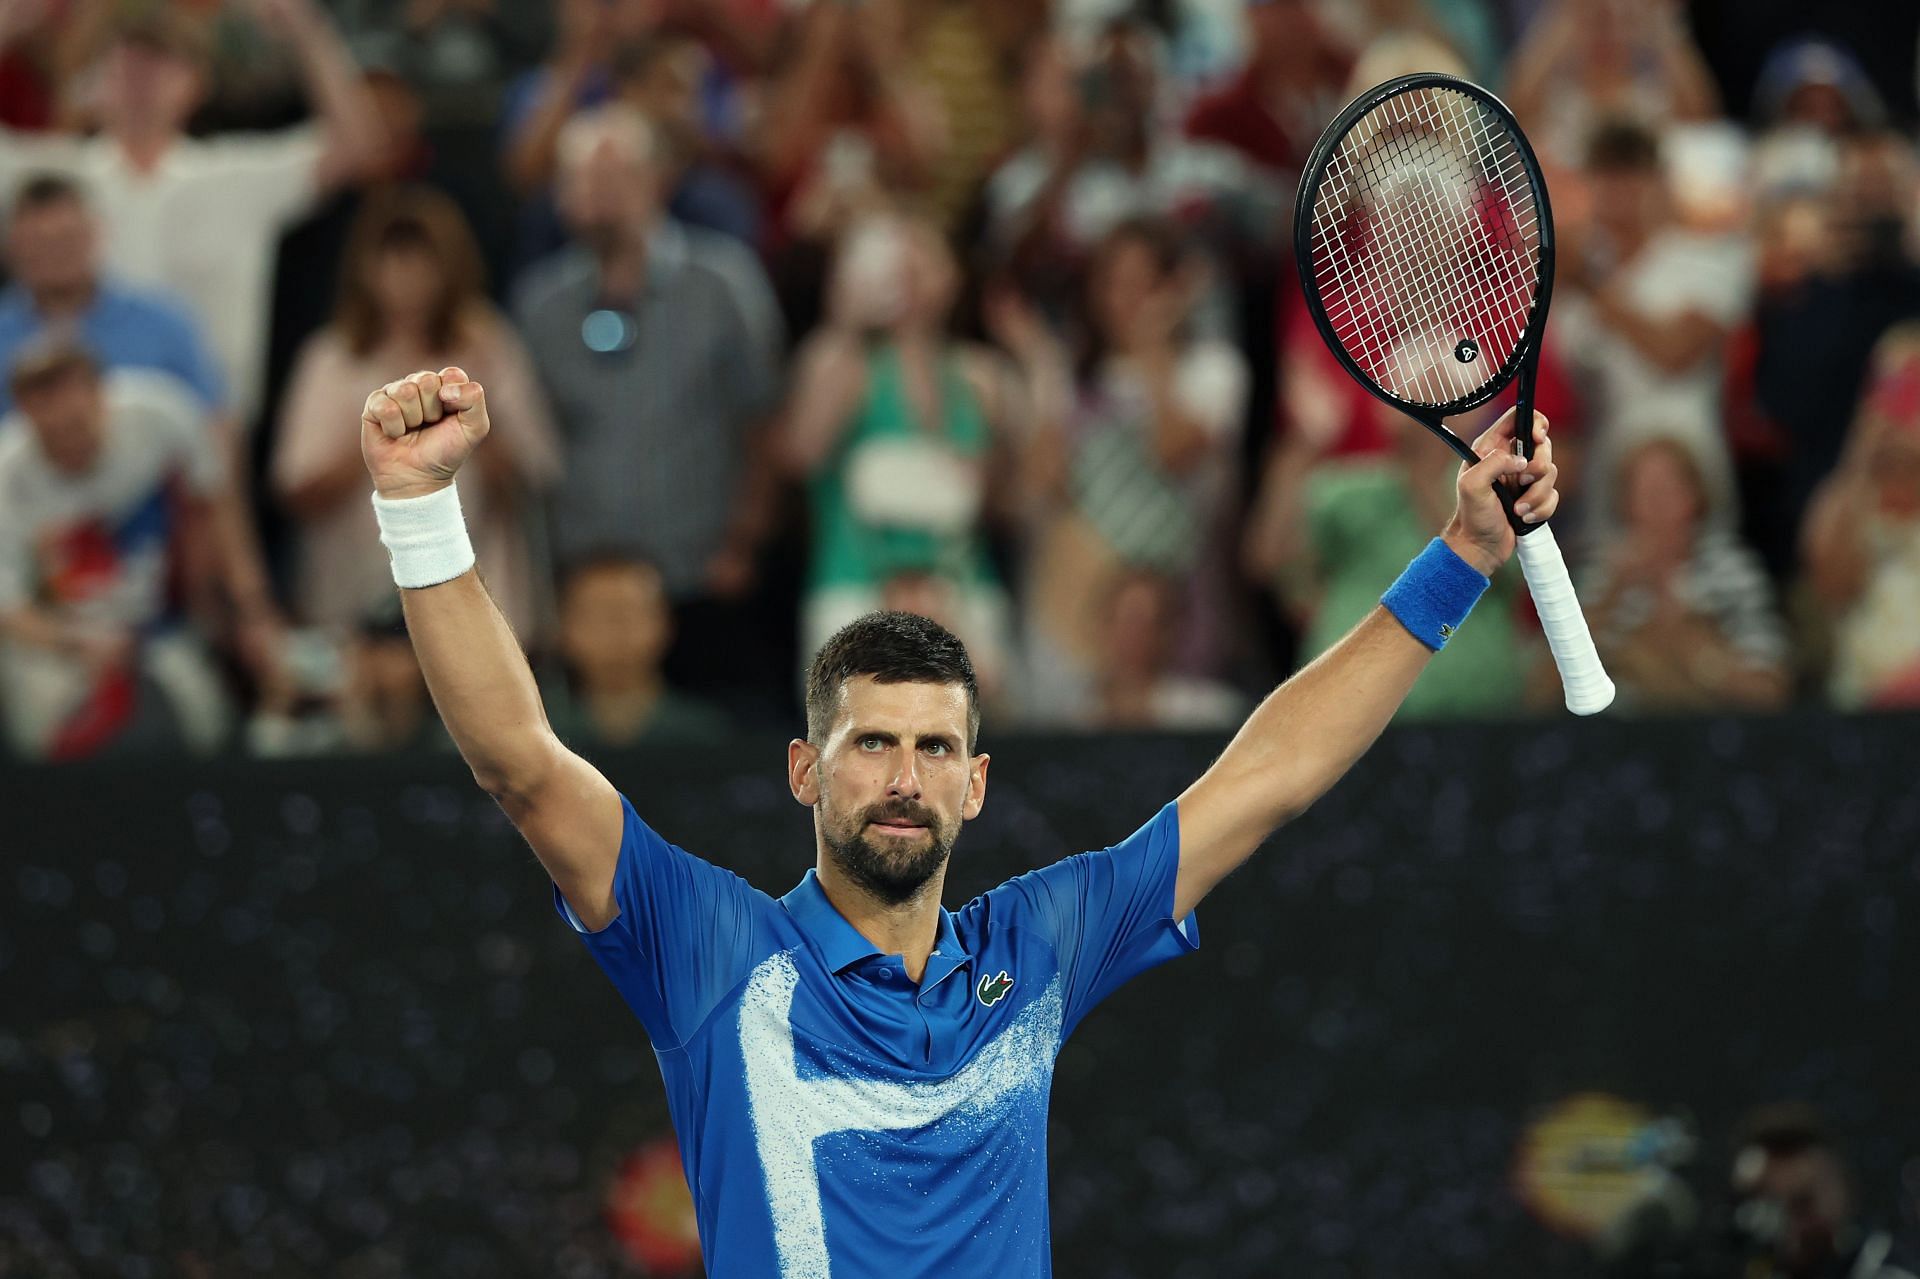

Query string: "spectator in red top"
[1183, 0, 1350, 179]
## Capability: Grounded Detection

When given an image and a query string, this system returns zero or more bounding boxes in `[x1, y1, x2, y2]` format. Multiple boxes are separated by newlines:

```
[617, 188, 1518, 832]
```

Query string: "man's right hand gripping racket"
[1294, 73, 1615, 715]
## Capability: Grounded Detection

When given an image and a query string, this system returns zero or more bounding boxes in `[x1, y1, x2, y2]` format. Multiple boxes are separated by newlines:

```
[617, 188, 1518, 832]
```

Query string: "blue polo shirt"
[0, 282, 225, 416]
[556, 795, 1198, 1277]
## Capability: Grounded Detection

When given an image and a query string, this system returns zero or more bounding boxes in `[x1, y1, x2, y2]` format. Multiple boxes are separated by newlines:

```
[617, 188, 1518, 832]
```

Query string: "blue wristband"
[1381, 537, 1490, 651]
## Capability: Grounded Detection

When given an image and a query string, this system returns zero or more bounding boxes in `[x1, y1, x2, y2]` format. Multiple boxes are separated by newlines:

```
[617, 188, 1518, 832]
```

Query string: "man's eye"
[923, 742, 948, 757]
[860, 736, 884, 751]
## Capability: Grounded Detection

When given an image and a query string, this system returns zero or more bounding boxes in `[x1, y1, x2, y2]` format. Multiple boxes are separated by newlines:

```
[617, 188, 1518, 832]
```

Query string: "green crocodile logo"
[976, 970, 1015, 1008]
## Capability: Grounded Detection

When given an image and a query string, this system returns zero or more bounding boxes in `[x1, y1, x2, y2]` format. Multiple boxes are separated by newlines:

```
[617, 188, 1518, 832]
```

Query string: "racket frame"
[1292, 71, 1556, 485]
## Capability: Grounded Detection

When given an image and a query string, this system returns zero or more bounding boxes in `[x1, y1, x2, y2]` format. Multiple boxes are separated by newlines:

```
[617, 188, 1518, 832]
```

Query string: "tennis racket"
[1293, 72, 1614, 715]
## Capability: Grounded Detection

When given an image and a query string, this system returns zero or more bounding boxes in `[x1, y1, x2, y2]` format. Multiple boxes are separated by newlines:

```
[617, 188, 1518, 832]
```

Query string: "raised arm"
[1171, 409, 1559, 917]
[244, 0, 387, 191]
[361, 366, 624, 929]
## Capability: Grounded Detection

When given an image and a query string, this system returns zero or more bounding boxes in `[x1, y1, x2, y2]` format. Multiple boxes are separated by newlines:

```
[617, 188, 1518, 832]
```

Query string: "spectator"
[0, 173, 223, 417]
[0, 345, 234, 760]
[609, 35, 763, 247]
[782, 212, 1028, 702]
[1754, 130, 1920, 537]
[540, 553, 727, 749]
[1021, 217, 1246, 717]
[0, 171, 283, 689]
[1245, 393, 1531, 722]
[1727, 1105, 1920, 1279]
[0, 0, 387, 430]
[1801, 324, 1920, 709]
[1555, 119, 1751, 538]
[982, 20, 1283, 293]
[757, 0, 946, 225]
[1078, 566, 1246, 730]
[1183, 0, 1351, 179]
[270, 185, 561, 644]
[1751, 36, 1885, 137]
[1583, 434, 1789, 712]
[499, 0, 766, 269]
[1504, 0, 1719, 174]
[513, 104, 784, 713]
[334, 599, 452, 754]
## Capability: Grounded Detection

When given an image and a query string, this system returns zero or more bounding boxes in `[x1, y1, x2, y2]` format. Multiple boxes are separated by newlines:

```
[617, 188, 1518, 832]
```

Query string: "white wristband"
[371, 483, 475, 589]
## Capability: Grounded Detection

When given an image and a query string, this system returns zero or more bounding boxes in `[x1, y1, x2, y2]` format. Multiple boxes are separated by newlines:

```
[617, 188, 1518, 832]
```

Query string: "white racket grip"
[1514, 526, 1615, 715]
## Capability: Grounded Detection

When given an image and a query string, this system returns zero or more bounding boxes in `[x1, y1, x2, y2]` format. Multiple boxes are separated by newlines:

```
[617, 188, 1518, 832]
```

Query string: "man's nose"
[888, 754, 922, 799]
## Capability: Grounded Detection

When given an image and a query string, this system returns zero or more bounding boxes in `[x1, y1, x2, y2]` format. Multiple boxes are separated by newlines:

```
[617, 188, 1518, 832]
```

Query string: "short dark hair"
[1736, 1103, 1835, 1161]
[1585, 118, 1662, 174]
[10, 172, 87, 223]
[805, 612, 980, 751]
[556, 548, 666, 597]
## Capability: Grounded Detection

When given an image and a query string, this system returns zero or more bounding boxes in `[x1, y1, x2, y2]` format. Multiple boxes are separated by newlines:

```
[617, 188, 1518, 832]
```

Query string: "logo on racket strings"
[1454, 339, 1479, 364]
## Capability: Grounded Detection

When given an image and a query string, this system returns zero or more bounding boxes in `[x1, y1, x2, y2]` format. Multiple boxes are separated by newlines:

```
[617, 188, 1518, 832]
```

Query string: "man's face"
[559, 563, 670, 691]
[557, 136, 662, 252]
[1589, 167, 1665, 246]
[1753, 1149, 1852, 1274]
[6, 200, 98, 299]
[791, 676, 988, 906]
[18, 369, 106, 475]
[98, 41, 203, 135]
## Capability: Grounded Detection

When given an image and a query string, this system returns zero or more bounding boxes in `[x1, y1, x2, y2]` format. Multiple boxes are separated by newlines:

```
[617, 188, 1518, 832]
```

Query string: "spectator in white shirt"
[0, 0, 386, 430]
[0, 344, 240, 759]
[1555, 118, 1753, 537]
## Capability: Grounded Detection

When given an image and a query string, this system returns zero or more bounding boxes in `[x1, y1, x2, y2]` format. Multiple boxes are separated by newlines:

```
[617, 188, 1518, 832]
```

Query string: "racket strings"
[1321, 96, 1531, 401]
[1321, 90, 1537, 391]
[1308, 85, 1543, 409]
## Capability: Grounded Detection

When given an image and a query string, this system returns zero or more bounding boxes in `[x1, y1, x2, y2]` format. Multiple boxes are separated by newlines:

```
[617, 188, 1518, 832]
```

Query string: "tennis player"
[361, 365, 1556, 1276]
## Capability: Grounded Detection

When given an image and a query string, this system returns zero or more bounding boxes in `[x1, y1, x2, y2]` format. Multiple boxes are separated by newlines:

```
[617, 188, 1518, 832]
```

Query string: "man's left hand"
[1442, 407, 1558, 576]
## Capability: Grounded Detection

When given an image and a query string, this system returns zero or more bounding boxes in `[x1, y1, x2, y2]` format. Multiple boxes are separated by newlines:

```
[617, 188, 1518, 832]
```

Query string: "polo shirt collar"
[576, 220, 690, 308]
[780, 869, 974, 987]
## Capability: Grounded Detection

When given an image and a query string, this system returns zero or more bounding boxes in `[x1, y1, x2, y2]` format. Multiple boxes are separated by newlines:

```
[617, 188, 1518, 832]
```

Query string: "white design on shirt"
[738, 950, 1062, 1278]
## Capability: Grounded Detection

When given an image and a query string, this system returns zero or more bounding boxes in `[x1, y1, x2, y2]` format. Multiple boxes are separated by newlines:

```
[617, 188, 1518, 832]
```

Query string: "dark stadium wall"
[5, 713, 1917, 1277]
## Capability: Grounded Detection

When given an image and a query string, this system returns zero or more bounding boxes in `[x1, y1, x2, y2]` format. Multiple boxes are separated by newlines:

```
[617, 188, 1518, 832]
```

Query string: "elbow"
[470, 732, 563, 806]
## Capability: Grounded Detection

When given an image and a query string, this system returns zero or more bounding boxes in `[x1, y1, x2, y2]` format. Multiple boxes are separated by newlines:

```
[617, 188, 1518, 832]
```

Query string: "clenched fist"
[361, 366, 491, 500]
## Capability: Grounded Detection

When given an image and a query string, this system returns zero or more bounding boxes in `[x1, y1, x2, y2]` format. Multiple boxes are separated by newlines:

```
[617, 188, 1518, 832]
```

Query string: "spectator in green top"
[781, 211, 1040, 702]
[1247, 393, 1532, 722]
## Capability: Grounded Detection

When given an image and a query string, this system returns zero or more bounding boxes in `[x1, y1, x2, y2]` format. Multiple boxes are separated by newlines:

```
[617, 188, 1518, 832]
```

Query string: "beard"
[819, 793, 956, 907]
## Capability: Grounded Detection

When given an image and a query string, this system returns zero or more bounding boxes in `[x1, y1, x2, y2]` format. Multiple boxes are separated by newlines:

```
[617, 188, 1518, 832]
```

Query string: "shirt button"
[877, 968, 893, 981]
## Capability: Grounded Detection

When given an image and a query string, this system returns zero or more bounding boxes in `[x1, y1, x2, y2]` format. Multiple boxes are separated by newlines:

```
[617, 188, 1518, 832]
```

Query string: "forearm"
[1142, 361, 1210, 473]
[398, 566, 558, 792]
[504, 56, 593, 193]
[1596, 296, 1721, 373]
[286, 6, 384, 174]
[1223, 608, 1425, 815]
[0, 604, 68, 651]
[210, 484, 278, 615]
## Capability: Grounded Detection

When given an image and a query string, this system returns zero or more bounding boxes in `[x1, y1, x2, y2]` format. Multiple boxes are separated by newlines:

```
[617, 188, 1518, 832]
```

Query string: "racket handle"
[1513, 525, 1616, 715]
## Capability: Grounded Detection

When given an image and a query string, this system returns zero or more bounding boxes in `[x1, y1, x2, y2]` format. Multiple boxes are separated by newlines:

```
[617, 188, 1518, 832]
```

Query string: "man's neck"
[813, 858, 947, 983]
[113, 128, 178, 174]
[32, 281, 98, 322]
[582, 677, 665, 743]
[596, 225, 655, 301]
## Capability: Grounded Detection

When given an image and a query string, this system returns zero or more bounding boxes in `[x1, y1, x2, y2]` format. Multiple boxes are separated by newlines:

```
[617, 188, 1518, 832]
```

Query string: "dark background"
[4, 712, 1917, 1277]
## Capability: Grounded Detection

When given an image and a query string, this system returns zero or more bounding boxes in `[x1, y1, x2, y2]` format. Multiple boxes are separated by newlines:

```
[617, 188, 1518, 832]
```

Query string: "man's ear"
[962, 752, 990, 821]
[788, 738, 821, 805]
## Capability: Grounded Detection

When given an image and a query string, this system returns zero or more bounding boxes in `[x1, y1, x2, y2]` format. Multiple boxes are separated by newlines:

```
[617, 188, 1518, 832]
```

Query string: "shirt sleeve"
[989, 801, 1198, 1037]
[553, 793, 767, 1049]
[117, 370, 223, 495]
[706, 237, 786, 422]
[148, 295, 229, 411]
[191, 128, 327, 232]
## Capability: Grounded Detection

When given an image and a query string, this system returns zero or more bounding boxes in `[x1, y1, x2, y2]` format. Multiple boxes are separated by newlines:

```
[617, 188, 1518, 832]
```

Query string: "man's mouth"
[869, 819, 927, 836]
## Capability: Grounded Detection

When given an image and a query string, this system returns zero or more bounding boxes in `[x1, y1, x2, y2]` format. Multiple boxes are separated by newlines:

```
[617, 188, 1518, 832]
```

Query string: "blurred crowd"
[2, 0, 1919, 763]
